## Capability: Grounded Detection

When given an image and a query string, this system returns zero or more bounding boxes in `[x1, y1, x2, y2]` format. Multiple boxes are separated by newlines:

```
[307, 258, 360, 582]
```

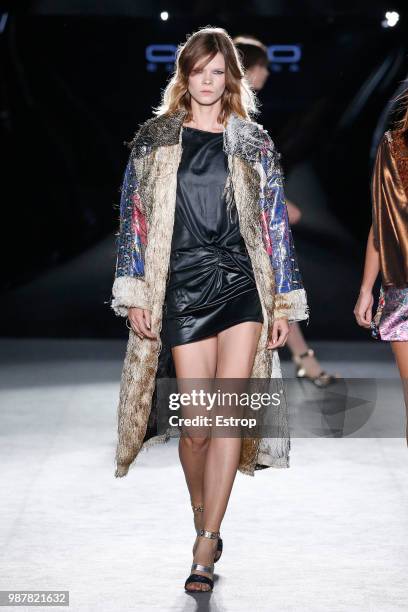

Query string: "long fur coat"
[110, 108, 309, 478]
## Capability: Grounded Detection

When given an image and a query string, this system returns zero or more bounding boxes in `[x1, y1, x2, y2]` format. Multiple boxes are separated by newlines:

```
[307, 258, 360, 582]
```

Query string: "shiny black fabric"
[162, 127, 263, 348]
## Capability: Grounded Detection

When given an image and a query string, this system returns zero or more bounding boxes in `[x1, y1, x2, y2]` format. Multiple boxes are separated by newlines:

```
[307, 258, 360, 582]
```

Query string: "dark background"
[1, 0, 407, 339]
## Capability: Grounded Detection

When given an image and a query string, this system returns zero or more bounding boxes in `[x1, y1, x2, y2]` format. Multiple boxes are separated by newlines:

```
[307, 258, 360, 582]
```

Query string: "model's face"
[246, 64, 269, 91]
[187, 51, 226, 106]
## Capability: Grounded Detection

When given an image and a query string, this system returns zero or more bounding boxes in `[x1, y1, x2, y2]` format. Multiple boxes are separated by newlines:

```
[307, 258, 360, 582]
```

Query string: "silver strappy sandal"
[191, 503, 223, 562]
[293, 348, 338, 388]
[184, 528, 219, 593]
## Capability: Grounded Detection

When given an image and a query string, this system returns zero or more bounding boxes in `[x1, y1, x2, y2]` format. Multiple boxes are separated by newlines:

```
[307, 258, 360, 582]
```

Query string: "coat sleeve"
[260, 133, 310, 324]
[110, 149, 151, 317]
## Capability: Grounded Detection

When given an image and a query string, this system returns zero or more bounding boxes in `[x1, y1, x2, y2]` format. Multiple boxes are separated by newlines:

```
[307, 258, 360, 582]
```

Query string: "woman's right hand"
[353, 289, 374, 329]
[127, 307, 157, 340]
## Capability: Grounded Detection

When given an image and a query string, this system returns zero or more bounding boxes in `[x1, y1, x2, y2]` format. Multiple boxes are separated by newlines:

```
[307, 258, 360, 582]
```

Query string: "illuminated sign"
[145, 44, 302, 72]
[267, 45, 301, 72]
[146, 45, 177, 72]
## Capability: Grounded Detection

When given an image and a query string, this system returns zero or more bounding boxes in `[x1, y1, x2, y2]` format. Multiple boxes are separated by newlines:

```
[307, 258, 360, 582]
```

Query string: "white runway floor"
[0, 339, 407, 612]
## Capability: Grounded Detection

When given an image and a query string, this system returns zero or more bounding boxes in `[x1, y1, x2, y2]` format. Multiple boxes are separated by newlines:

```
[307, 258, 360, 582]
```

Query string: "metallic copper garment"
[371, 130, 408, 288]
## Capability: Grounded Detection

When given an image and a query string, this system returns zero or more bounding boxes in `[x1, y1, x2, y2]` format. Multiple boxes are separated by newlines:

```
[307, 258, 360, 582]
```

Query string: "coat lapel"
[130, 108, 266, 165]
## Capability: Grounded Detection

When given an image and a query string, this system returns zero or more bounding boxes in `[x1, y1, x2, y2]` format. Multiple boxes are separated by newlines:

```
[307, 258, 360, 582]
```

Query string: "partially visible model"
[354, 88, 408, 442]
[233, 34, 337, 387]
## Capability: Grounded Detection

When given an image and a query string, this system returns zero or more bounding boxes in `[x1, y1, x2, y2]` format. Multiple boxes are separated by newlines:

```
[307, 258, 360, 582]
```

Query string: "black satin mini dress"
[161, 126, 263, 349]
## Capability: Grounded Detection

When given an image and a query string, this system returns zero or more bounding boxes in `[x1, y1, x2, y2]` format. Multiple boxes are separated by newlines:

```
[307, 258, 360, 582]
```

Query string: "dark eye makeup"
[191, 69, 224, 75]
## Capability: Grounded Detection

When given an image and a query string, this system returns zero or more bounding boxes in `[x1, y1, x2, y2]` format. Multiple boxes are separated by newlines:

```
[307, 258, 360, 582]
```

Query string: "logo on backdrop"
[145, 44, 302, 72]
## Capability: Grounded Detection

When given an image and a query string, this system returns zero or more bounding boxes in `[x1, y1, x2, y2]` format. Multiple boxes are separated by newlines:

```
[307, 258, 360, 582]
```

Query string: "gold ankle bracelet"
[191, 503, 204, 512]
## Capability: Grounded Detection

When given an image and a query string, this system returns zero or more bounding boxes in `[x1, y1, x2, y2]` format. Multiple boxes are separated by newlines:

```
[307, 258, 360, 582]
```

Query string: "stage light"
[160, 11, 169, 21]
[381, 11, 399, 28]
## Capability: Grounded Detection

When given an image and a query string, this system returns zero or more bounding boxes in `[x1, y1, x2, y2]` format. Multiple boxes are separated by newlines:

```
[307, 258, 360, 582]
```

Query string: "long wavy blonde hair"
[153, 26, 260, 125]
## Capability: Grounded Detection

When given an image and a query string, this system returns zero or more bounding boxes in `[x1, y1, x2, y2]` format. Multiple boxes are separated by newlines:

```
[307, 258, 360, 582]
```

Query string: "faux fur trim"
[223, 112, 270, 163]
[129, 109, 187, 152]
[273, 288, 310, 324]
[114, 432, 172, 478]
[114, 143, 183, 478]
[130, 109, 271, 164]
[111, 276, 151, 316]
[256, 453, 290, 468]
[225, 154, 288, 476]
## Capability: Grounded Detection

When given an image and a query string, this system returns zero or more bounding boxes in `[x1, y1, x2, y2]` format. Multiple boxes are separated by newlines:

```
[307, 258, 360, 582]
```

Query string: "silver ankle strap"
[191, 562, 214, 573]
[199, 528, 219, 539]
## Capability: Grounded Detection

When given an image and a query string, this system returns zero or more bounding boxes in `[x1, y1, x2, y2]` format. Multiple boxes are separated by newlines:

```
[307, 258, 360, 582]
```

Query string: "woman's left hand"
[267, 317, 289, 349]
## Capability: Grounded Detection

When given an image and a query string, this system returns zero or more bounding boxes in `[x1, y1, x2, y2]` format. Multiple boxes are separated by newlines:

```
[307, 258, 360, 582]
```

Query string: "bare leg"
[172, 336, 218, 539]
[183, 321, 262, 591]
[287, 321, 323, 378]
[203, 321, 262, 530]
[390, 341, 408, 446]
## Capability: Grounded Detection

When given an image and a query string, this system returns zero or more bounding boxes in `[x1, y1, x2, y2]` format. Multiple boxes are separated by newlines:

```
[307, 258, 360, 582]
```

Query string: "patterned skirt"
[371, 284, 408, 341]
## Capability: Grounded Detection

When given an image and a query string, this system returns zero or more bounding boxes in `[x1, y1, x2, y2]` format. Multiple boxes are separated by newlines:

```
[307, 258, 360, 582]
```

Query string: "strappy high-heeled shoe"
[293, 348, 338, 388]
[184, 528, 219, 593]
[191, 503, 223, 562]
